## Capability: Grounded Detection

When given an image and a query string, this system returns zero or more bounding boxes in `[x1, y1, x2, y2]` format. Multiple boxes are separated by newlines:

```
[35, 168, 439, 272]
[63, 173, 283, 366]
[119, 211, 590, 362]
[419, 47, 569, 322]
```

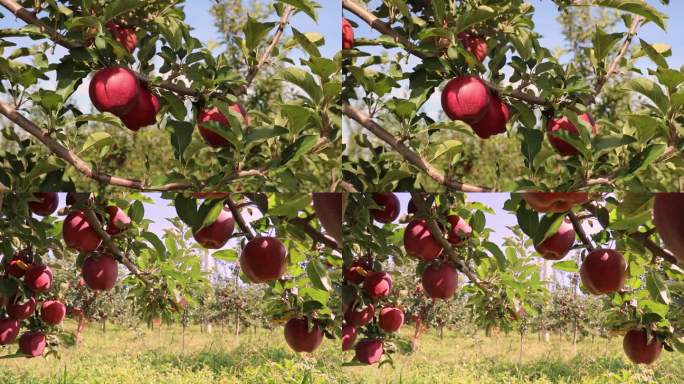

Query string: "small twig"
[225, 196, 255, 240]
[567, 211, 594, 251]
[244, 5, 294, 87]
[594, 16, 643, 94]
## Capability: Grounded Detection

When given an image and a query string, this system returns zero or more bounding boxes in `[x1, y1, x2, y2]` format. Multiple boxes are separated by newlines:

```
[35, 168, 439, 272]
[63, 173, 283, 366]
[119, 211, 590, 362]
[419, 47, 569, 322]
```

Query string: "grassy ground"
[1, 322, 682, 383]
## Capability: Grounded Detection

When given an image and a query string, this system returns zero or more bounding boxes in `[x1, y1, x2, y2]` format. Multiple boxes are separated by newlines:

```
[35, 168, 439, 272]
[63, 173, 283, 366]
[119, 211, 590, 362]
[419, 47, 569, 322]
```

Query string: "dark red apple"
[106, 22, 138, 53]
[18, 331, 45, 358]
[355, 339, 383, 365]
[521, 192, 590, 213]
[82, 253, 118, 291]
[469, 94, 509, 139]
[0, 318, 19, 345]
[283, 317, 324, 353]
[378, 307, 404, 332]
[311, 193, 343, 245]
[343, 258, 371, 285]
[535, 220, 575, 260]
[344, 303, 374, 327]
[2, 251, 31, 278]
[6, 296, 36, 321]
[441, 76, 491, 123]
[105, 205, 131, 235]
[197, 105, 249, 148]
[364, 271, 392, 299]
[404, 219, 443, 261]
[23, 265, 52, 293]
[40, 300, 66, 325]
[653, 193, 684, 264]
[458, 32, 487, 62]
[28, 193, 58, 216]
[422, 263, 458, 299]
[118, 85, 160, 131]
[63, 211, 102, 252]
[547, 113, 597, 156]
[446, 215, 472, 245]
[623, 329, 662, 365]
[239, 237, 287, 283]
[370, 193, 400, 224]
[89, 66, 140, 114]
[342, 18, 354, 50]
[580, 249, 627, 295]
[193, 207, 235, 249]
[341, 324, 357, 351]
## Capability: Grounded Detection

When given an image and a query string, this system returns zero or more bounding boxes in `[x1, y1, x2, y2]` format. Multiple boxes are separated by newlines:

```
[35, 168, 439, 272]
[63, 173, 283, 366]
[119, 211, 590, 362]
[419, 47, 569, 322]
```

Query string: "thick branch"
[225, 196, 255, 240]
[343, 103, 492, 192]
[567, 211, 594, 251]
[290, 217, 340, 250]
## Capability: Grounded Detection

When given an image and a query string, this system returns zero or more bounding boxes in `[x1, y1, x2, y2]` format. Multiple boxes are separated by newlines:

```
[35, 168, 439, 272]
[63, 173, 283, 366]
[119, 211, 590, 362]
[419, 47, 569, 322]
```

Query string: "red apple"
[404, 219, 443, 261]
[0, 318, 19, 345]
[521, 192, 590, 213]
[40, 300, 66, 325]
[28, 193, 58, 216]
[653, 193, 684, 264]
[370, 193, 400, 224]
[341, 324, 357, 351]
[63, 211, 102, 252]
[283, 317, 324, 353]
[364, 271, 392, 299]
[193, 207, 235, 249]
[623, 329, 662, 365]
[2, 251, 31, 278]
[23, 265, 52, 293]
[197, 105, 249, 148]
[446, 215, 472, 245]
[105, 205, 131, 235]
[421, 263, 458, 299]
[118, 85, 160, 131]
[344, 303, 374, 327]
[239, 237, 287, 283]
[580, 249, 627, 295]
[82, 253, 118, 291]
[378, 307, 404, 332]
[312, 193, 344, 245]
[535, 220, 575, 260]
[458, 32, 487, 62]
[469, 94, 509, 139]
[441, 76, 491, 123]
[355, 339, 383, 365]
[547, 113, 597, 156]
[18, 331, 45, 358]
[6, 296, 36, 321]
[342, 18, 354, 50]
[89, 66, 140, 114]
[106, 22, 137, 53]
[343, 258, 371, 285]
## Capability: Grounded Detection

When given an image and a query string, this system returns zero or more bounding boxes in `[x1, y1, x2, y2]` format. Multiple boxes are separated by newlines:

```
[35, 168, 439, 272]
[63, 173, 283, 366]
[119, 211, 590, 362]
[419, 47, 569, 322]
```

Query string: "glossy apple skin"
[580, 249, 627, 295]
[653, 193, 684, 264]
[193, 207, 235, 249]
[341, 324, 357, 351]
[535, 220, 576, 260]
[458, 32, 487, 62]
[28, 193, 58, 216]
[378, 307, 404, 332]
[106, 22, 138, 53]
[89, 66, 140, 114]
[363, 271, 392, 299]
[370, 193, 400, 224]
[239, 237, 287, 283]
[0, 318, 19, 345]
[312, 193, 343, 245]
[344, 303, 374, 327]
[24, 265, 52, 293]
[422, 263, 458, 299]
[41, 300, 66, 325]
[343, 258, 371, 285]
[469, 95, 509, 139]
[521, 192, 590, 213]
[63, 211, 103, 252]
[446, 215, 472, 245]
[355, 339, 383, 365]
[342, 18, 354, 50]
[6, 296, 36, 321]
[623, 329, 662, 365]
[197, 105, 249, 148]
[105, 206, 132, 235]
[18, 331, 46, 358]
[3, 252, 31, 278]
[119, 85, 160, 131]
[441, 76, 491, 123]
[82, 254, 118, 291]
[404, 219, 443, 261]
[283, 317, 324, 353]
[546, 113, 597, 156]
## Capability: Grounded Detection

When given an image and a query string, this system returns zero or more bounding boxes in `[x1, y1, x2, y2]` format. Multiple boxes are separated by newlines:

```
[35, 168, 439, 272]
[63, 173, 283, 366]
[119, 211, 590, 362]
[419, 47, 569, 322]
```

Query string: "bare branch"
[594, 16, 644, 94]
[245, 5, 295, 87]
[0, 0, 82, 49]
[567, 211, 594, 251]
[225, 196, 255, 240]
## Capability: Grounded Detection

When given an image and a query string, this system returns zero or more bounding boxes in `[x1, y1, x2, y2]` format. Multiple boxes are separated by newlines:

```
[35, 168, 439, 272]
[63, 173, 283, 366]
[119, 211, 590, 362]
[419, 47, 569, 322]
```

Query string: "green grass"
[1, 322, 682, 383]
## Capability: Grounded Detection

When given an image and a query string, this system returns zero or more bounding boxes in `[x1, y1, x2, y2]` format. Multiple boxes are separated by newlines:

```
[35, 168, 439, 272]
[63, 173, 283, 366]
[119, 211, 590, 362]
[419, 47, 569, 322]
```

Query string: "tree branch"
[343, 102, 492, 192]
[567, 211, 594, 251]
[225, 196, 255, 240]
[245, 5, 294, 87]
[594, 16, 643, 94]
[0, 0, 82, 49]
[290, 217, 340, 250]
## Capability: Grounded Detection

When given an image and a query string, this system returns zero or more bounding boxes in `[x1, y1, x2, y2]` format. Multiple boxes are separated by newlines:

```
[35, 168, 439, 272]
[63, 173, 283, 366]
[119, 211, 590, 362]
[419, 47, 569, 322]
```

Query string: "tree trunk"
[101, 317, 106, 334]
[519, 332, 524, 364]
[182, 322, 186, 354]
[75, 313, 87, 344]
[235, 307, 240, 339]
[411, 318, 423, 350]
[439, 325, 444, 340]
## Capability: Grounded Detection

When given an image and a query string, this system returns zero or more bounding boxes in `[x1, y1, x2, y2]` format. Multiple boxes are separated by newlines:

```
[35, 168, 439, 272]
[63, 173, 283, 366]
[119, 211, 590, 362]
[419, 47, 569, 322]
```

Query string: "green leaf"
[553, 260, 579, 272]
[593, 0, 667, 30]
[625, 78, 669, 115]
[174, 195, 198, 230]
[141, 231, 166, 258]
[79, 132, 112, 155]
[646, 271, 670, 304]
[593, 28, 624, 61]
[278, 0, 319, 22]
[280, 135, 318, 165]
[639, 39, 668, 68]
[306, 259, 332, 292]
[455, 6, 496, 32]
[212, 249, 238, 262]
[483, 241, 507, 271]
[103, 0, 141, 21]
[244, 17, 275, 51]
[269, 194, 310, 218]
